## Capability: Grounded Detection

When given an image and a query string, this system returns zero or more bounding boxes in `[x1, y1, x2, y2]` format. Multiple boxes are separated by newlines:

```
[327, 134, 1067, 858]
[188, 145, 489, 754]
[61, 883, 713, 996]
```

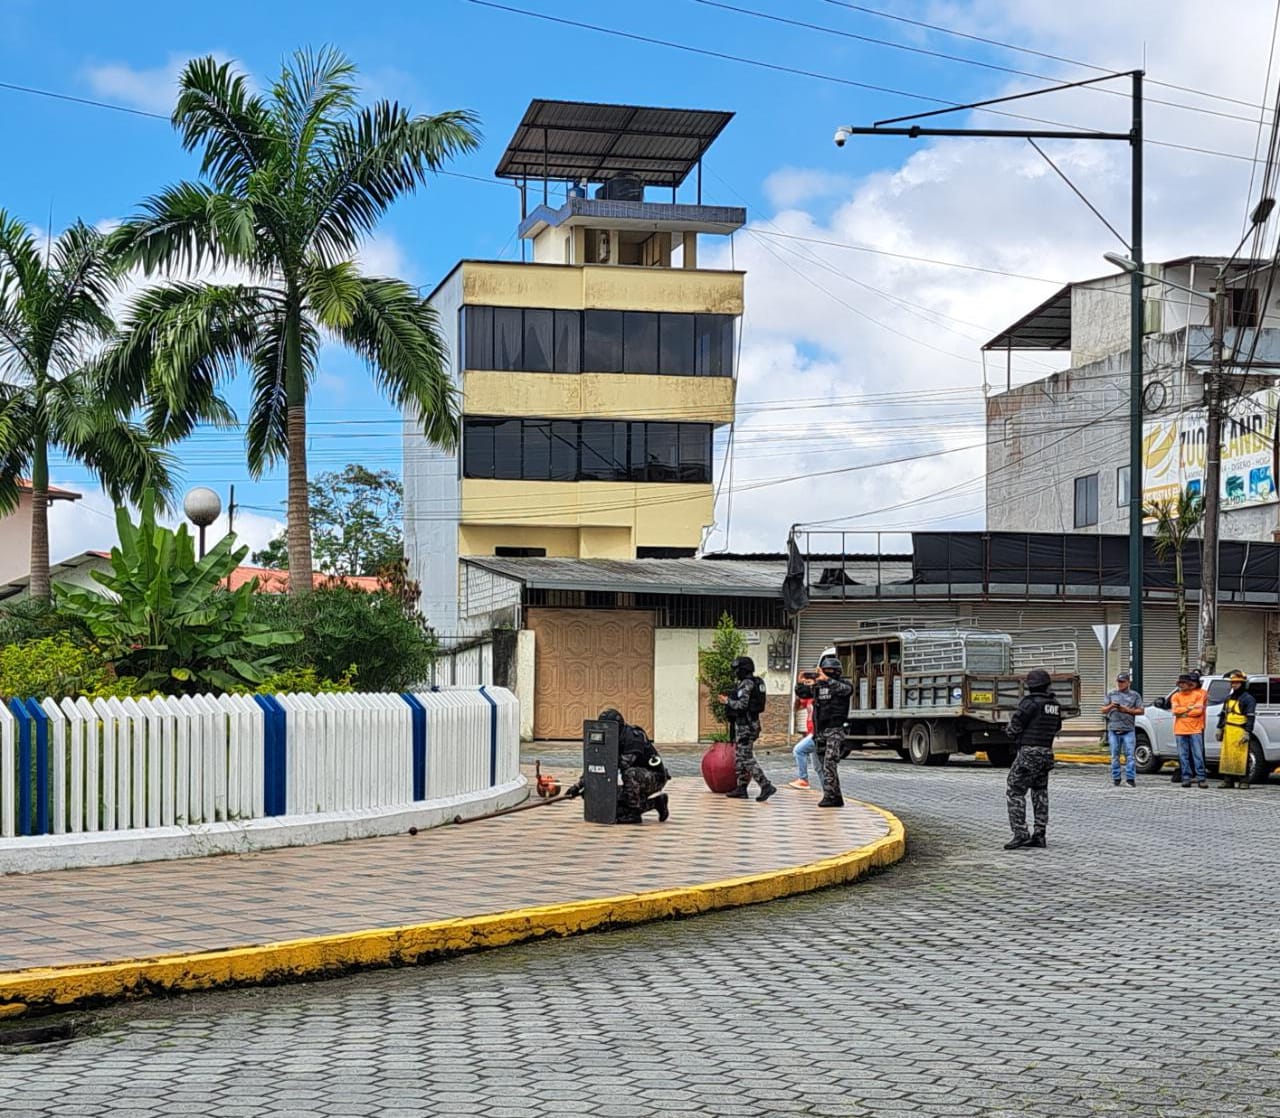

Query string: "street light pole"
[1199, 278, 1227, 675]
[834, 69, 1145, 686]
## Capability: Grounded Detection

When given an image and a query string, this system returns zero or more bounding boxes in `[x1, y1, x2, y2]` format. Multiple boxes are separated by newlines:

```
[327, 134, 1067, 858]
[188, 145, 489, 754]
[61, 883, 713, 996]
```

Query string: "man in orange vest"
[1170, 673, 1208, 788]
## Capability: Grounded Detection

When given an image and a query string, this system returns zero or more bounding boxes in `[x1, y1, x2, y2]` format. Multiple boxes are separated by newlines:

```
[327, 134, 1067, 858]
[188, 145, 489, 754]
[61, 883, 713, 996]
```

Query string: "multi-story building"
[985, 255, 1280, 537]
[405, 99, 745, 641]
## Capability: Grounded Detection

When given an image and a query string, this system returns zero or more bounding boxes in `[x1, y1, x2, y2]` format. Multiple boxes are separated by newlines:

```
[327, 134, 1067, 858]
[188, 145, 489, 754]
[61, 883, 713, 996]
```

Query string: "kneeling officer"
[1003, 667, 1062, 850]
[566, 709, 670, 823]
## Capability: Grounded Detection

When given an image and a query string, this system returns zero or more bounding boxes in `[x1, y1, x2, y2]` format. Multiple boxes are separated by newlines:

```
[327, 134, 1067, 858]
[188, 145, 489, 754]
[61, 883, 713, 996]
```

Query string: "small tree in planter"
[698, 611, 748, 737]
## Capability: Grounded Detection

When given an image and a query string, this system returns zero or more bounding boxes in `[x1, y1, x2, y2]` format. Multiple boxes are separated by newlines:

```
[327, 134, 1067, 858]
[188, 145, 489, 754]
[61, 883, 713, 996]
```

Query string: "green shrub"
[0, 600, 92, 647]
[0, 636, 141, 701]
[236, 665, 358, 695]
[252, 587, 436, 693]
[697, 612, 749, 728]
[55, 491, 299, 694]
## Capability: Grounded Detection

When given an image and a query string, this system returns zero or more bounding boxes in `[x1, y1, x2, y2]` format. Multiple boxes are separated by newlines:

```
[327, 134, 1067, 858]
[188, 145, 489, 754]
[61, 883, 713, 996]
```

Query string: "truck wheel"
[905, 722, 932, 766]
[1133, 730, 1163, 774]
[1247, 740, 1269, 785]
[986, 744, 1014, 767]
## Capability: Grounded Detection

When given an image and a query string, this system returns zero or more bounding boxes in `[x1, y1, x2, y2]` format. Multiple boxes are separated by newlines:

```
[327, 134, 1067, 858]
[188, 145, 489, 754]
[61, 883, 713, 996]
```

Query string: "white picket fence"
[0, 687, 520, 840]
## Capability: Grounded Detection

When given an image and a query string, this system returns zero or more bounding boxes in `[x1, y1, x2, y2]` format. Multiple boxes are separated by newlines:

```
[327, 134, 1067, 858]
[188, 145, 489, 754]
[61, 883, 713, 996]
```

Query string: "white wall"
[516, 628, 536, 741]
[0, 493, 33, 586]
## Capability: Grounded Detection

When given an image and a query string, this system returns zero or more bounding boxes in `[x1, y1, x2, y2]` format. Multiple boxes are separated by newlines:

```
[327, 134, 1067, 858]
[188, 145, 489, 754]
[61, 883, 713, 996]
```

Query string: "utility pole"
[1199, 279, 1227, 675]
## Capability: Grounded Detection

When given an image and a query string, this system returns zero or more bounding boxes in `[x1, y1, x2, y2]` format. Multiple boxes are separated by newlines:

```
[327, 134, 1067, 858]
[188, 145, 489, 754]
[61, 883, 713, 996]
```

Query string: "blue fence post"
[9, 698, 31, 836]
[24, 699, 50, 835]
[478, 686, 498, 788]
[254, 695, 288, 815]
[400, 693, 427, 801]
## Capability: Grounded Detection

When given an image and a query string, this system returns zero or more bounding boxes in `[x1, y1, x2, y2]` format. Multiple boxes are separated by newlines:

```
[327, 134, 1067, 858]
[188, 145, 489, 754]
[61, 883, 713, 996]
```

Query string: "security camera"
[833, 127, 851, 148]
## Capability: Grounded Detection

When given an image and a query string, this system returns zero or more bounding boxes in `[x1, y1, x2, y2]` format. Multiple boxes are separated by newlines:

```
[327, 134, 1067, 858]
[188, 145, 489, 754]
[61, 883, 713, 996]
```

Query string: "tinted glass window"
[1073, 473, 1098, 528]
[494, 308, 523, 371]
[1247, 680, 1268, 704]
[463, 306, 493, 370]
[522, 420, 551, 480]
[462, 419, 495, 478]
[492, 419, 523, 479]
[581, 420, 627, 481]
[644, 422, 680, 482]
[553, 310, 581, 373]
[623, 312, 659, 373]
[550, 420, 578, 481]
[659, 313, 695, 376]
[1271, 679, 1280, 704]
[523, 309, 553, 373]
[1206, 680, 1231, 705]
[695, 315, 733, 377]
[679, 424, 712, 482]
[584, 310, 623, 372]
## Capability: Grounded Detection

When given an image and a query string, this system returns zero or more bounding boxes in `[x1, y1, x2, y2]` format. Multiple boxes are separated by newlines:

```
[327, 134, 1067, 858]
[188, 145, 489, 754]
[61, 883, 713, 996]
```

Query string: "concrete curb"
[0, 802, 905, 1018]
[975, 750, 1111, 765]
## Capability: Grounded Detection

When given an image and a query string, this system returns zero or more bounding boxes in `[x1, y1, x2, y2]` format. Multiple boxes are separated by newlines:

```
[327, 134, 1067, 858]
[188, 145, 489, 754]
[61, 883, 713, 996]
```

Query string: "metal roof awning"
[463, 556, 784, 597]
[494, 99, 734, 188]
[983, 283, 1072, 351]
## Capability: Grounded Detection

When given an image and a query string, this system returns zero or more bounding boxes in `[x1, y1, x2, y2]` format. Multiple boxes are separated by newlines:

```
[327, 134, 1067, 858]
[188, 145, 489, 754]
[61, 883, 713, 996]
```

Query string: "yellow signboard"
[1143, 387, 1278, 510]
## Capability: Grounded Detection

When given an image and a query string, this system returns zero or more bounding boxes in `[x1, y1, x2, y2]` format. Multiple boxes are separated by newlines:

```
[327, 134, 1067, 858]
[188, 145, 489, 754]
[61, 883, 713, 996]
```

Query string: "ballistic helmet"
[730, 656, 755, 679]
[818, 654, 843, 677]
[1024, 668, 1051, 691]
[597, 708, 625, 725]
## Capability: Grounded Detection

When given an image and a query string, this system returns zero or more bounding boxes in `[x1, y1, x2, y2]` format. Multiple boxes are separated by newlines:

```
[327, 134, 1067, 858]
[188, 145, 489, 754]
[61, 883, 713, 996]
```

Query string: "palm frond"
[309, 106, 481, 262]
[244, 308, 318, 475]
[174, 56, 278, 193]
[301, 259, 363, 330]
[331, 276, 458, 448]
[114, 181, 260, 275]
[0, 386, 36, 515]
[273, 46, 357, 164]
[0, 209, 47, 310]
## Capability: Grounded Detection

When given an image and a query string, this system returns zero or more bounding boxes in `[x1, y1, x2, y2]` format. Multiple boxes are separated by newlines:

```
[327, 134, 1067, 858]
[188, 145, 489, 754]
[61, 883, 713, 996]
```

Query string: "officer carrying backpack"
[747, 676, 767, 715]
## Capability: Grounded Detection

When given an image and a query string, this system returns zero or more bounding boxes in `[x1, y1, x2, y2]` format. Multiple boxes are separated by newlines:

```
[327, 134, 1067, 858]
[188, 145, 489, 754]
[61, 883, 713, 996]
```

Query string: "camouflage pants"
[1006, 746, 1053, 839]
[817, 725, 846, 798]
[733, 719, 768, 789]
[619, 766, 666, 819]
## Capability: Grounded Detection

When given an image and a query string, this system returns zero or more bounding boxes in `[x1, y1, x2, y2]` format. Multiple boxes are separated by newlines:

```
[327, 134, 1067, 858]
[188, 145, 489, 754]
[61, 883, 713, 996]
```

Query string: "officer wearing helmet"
[565, 709, 670, 823]
[719, 656, 777, 802]
[1003, 667, 1062, 850]
[795, 654, 854, 807]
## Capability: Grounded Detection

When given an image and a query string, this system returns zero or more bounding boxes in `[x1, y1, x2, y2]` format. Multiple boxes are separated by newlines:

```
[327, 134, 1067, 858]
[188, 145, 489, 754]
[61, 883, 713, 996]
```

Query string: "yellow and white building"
[405, 99, 747, 643]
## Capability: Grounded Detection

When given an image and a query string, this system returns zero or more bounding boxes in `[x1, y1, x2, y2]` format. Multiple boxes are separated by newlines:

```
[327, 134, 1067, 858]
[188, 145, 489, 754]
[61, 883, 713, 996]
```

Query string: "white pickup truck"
[1133, 673, 1280, 784]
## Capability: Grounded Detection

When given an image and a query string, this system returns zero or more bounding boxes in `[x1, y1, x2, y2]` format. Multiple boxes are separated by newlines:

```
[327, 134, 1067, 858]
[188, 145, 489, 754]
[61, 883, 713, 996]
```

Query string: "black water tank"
[595, 174, 645, 202]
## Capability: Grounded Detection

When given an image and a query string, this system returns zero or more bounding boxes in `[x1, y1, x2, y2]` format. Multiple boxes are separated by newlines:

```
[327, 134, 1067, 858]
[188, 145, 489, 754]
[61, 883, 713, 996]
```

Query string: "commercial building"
[404, 99, 746, 643]
[985, 256, 1280, 538]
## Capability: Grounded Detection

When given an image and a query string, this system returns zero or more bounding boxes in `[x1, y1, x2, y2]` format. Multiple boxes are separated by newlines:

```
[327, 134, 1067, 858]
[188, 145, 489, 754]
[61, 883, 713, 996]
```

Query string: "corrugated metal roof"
[463, 556, 785, 596]
[494, 99, 734, 187]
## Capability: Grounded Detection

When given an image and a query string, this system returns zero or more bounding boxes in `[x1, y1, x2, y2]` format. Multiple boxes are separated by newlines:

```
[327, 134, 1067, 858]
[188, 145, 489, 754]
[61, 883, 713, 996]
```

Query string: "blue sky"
[2, 0, 1277, 559]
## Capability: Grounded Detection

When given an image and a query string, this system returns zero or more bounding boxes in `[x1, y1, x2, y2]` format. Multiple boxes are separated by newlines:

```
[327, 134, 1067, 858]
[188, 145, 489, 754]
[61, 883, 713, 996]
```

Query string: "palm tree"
[1145, 490, 1205, 671]
[0, 213, 175, 600]
[109, 48, 480, 594]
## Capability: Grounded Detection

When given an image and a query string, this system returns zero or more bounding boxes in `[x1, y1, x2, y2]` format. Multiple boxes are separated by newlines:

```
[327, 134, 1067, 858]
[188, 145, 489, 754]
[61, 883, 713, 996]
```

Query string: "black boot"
[757, 783, 777, 803]
[817, 794, 844, 808]
[1029, 834, 1047, 848]
[1004, 835, 1032, 850]
[654, 793, 670, 822]
[725, 786, 750, 799]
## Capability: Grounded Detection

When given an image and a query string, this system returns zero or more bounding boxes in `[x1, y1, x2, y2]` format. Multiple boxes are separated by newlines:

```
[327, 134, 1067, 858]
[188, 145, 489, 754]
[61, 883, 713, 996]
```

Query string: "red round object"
[701, 741, 738, 793]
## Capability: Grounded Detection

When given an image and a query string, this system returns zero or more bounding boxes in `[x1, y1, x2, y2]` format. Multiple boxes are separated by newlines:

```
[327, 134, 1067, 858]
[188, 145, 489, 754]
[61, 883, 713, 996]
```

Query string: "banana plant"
[56, 490, 299, 693]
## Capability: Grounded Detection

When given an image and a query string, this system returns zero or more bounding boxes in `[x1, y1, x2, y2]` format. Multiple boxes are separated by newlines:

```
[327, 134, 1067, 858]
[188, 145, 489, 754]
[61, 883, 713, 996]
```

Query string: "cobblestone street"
[4, 755, 1277, 1117]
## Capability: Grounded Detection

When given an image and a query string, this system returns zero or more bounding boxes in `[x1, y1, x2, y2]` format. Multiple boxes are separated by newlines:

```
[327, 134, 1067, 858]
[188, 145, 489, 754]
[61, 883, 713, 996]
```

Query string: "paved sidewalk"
[0, 777, 893, 1001]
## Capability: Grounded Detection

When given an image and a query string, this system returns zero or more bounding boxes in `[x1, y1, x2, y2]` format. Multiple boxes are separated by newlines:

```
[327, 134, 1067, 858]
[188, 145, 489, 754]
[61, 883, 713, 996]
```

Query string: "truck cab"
[1134, 673, 1280, 784]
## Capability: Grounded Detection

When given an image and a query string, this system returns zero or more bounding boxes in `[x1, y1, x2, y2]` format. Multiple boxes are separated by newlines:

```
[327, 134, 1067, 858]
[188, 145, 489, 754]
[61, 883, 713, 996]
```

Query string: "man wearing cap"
[1170, 673, 1209, 788]
[1102, 671, 1144, 787]
[1216, 669, 1256, 789]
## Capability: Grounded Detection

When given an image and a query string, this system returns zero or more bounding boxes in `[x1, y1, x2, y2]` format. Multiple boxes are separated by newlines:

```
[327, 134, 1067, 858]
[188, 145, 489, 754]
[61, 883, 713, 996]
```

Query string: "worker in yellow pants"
[1216, 669, 1256, 789]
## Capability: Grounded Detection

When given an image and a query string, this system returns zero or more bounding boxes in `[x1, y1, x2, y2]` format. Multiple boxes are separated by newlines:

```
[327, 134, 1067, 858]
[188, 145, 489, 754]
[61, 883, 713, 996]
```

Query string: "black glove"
[564, 782, 583, 799]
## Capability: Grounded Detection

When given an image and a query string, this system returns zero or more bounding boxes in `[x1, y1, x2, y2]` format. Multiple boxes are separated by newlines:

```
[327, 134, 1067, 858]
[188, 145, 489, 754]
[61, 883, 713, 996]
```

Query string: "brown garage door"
[526, 608, 655, 740]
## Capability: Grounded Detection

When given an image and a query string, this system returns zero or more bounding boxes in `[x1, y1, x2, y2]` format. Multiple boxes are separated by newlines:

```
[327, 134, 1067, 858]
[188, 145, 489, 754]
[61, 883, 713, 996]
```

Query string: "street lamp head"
[1103, 251, 1140, 274]
[183, 487, 222, 529]
[833, 127, 851, 148]
[1251, 196, 1276, 227]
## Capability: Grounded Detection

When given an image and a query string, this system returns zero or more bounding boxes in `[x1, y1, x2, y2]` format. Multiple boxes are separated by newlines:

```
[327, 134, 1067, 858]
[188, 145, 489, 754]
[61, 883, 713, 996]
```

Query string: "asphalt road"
[3, 753, 1277, 1117]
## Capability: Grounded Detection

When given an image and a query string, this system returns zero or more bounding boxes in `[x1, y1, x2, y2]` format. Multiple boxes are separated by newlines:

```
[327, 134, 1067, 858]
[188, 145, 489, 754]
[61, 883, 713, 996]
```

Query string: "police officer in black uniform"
[1004, 667, 1062, 850]
[795, 654, 854, 807]
[721, 656, 777, 802]
[565, 709, 670, 823]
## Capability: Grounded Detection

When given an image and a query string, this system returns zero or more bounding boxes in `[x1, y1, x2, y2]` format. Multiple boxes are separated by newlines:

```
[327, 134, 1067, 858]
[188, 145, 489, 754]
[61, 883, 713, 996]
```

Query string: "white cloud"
[82, 52, 224, 117]
[700, 0, 1280, 553]
[357, 231, 419, 283]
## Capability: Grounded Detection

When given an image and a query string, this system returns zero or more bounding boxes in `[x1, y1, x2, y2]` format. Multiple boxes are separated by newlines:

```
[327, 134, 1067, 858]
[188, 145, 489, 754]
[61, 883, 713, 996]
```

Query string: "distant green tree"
[697, 612, 748, 729]
[250, 464, 401, 575]
[1145, 490, 1205, 672]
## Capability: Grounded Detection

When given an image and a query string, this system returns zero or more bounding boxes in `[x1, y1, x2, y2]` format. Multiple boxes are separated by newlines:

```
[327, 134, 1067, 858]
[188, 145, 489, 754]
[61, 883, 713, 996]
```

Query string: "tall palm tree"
[110, 48, 480, 594]
[0, 213, 175, 600]
[1145, 490, 1205, 671]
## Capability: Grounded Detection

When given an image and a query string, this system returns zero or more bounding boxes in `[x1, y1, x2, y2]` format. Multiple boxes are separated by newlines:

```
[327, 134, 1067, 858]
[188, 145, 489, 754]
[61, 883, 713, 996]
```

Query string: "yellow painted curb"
[0, 803, 905, 1016]
[976, 750, 1113, 764]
